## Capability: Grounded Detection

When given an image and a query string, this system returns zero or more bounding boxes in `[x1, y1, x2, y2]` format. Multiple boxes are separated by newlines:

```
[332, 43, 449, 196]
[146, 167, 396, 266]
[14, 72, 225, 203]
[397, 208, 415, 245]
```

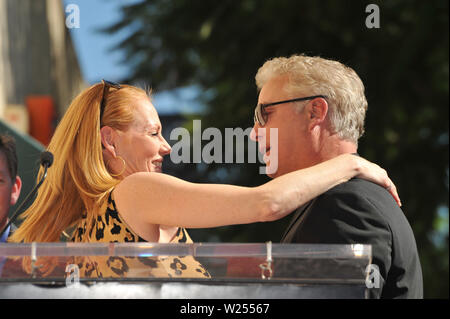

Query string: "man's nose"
[250, 123, 261, 142]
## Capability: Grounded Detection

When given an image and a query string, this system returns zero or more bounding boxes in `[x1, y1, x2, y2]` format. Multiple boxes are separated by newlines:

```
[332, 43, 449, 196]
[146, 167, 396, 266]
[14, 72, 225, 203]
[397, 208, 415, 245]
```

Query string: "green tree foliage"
[104, 0, 448, 298]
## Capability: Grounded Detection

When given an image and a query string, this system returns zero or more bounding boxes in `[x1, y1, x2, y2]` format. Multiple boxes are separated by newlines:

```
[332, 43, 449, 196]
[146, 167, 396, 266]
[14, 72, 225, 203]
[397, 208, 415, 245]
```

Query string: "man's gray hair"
[255, 54, 368, 144]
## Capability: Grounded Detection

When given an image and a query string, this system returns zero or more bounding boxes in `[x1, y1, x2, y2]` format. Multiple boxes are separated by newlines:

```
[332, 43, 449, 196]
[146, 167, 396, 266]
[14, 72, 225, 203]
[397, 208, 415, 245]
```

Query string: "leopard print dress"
[70, 192, 210, 279]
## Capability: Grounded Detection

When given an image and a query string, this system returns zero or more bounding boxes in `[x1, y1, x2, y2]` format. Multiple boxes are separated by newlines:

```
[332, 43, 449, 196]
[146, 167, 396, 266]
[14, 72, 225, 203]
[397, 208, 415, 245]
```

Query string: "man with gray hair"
[250, 54, 423, 298]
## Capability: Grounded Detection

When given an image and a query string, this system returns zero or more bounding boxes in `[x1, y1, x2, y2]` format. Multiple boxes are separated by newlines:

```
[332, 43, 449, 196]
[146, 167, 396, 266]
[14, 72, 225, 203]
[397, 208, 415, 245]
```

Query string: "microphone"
[0, 151, 54, 239]
[40, 151, 54, 168]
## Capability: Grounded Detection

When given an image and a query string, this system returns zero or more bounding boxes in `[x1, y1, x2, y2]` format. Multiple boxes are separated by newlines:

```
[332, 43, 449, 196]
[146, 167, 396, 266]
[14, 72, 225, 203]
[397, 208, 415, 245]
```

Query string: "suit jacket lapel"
[280, 199, 315, 242]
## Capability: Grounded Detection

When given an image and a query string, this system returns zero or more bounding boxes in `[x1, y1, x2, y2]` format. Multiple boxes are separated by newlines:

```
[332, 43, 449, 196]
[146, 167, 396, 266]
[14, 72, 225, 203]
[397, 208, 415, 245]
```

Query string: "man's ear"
[307, 97, 328, 131]
[10, 176, 22, 206]
[100, 126, 118, 158]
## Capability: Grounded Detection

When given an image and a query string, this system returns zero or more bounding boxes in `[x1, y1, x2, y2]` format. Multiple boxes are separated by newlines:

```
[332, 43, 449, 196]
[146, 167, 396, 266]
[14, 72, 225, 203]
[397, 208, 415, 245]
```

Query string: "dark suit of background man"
[250, 54, 423, 298]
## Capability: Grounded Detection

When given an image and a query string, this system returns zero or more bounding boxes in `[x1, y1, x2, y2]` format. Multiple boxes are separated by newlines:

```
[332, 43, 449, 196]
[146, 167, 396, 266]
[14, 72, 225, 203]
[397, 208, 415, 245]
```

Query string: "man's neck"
[307, 126, 358, 164]
[275, 136, 358, 177]
[317, 139, 357, 163]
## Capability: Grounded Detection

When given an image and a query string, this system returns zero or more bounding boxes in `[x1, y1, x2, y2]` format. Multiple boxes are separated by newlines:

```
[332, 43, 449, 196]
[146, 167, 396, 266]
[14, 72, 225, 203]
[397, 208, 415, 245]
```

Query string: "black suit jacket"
[281, 178, 423, 299]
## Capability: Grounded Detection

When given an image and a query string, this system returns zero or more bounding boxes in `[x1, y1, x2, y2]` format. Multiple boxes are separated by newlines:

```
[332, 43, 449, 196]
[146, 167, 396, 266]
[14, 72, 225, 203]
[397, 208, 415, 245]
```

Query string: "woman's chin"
[150, 165, 162, 173]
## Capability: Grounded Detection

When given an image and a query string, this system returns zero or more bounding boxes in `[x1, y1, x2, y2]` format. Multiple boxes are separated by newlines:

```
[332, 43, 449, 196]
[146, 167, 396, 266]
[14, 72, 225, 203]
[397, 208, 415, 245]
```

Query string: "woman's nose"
[160, 137, 172, 155]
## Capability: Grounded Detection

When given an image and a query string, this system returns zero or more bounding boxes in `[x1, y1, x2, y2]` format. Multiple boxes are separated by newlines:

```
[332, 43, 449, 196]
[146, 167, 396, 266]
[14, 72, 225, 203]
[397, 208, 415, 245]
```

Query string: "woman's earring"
[107, 156, 126, 177]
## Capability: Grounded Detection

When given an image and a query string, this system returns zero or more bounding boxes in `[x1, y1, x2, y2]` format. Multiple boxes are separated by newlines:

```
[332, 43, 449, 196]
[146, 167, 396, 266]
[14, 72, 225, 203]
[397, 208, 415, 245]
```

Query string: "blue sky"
[64, 0, 203, 114]
[64, 0, 141, 84]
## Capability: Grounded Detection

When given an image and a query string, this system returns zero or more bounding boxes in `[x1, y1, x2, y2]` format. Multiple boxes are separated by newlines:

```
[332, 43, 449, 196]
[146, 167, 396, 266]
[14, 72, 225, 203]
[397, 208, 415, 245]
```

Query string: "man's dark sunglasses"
[254, 95, 327, 126]
[100, 79, 121, 123]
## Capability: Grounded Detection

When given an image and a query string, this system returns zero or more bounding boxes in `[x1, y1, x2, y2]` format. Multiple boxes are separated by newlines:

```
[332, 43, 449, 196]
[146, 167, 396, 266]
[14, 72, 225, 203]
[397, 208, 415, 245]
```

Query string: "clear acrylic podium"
[0, 243, 371, 299]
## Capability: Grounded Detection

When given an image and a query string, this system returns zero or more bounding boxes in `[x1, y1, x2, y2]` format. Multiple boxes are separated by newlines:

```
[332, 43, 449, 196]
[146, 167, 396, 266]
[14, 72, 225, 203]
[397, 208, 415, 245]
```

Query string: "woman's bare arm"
[114, 153, 398, 228]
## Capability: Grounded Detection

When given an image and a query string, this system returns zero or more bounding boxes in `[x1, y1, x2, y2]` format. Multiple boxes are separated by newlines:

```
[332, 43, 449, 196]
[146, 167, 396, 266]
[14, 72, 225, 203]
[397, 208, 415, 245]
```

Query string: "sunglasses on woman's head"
[100, 79, 122, 123]
[253, 95, 327, 126]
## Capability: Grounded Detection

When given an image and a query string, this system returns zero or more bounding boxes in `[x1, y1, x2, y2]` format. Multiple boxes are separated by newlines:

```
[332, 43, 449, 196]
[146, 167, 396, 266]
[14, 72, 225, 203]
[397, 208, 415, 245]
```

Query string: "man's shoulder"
[317, 178, 402, 217]
[306, 179, 388, 226]
[294, 178, 423, 299]
[308, 177, 417, 252]
[326, 177, 390, 198]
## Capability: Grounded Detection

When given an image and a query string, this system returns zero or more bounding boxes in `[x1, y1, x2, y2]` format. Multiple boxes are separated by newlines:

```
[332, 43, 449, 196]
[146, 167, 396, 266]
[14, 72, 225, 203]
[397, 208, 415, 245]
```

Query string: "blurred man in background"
[0, 134, 22, 242]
